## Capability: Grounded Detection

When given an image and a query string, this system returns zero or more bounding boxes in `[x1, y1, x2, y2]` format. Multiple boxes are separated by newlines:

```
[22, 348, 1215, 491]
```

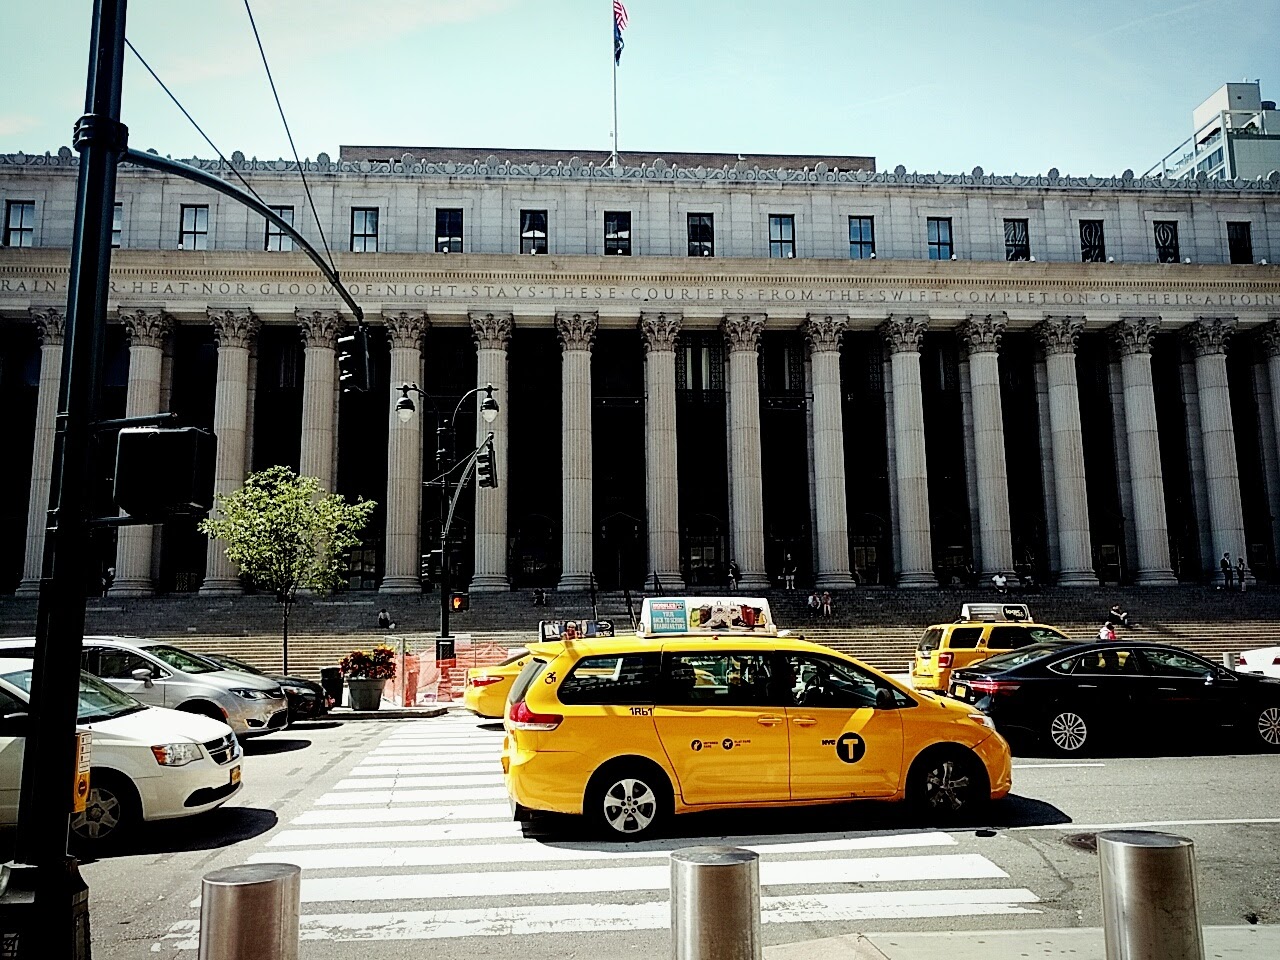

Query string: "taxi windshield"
[977, 642, 1068, 672]
[143, 644, 221, 674]
[1, 668, 146, 722]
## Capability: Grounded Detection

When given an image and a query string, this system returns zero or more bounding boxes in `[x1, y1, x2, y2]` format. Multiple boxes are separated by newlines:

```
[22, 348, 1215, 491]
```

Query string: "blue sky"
[1, 0, 1276, 175]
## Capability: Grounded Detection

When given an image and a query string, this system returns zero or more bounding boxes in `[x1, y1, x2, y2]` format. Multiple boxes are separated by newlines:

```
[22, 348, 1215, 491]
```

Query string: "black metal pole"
[437, 423, 451, 651]
[3, 0, 127, 955]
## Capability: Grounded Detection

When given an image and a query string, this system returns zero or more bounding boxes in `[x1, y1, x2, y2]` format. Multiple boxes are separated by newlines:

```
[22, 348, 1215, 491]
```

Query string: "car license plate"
[230, 765, 241, 785]
[953, 684, 967, 700]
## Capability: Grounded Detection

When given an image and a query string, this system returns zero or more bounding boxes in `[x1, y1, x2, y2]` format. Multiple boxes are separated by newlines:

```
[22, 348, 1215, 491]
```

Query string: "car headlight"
[151, 742, 203, 766]
[230, 688, 273, 700]
[968, 713, 996, 730]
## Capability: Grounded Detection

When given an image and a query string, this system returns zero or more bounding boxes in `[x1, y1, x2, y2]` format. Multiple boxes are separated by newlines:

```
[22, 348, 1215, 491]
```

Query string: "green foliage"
[340, 645, 397, 680]
[199, 466, 376, 600]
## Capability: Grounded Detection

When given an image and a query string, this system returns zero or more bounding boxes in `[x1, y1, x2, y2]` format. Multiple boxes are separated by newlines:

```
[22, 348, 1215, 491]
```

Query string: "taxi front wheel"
[906, 748, 989, 820]
[586, 761, 672, 840]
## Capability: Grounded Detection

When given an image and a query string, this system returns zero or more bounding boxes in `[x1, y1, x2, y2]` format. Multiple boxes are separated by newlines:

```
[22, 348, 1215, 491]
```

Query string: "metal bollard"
[1098, 831, 1203, 960]
[1222, 651, 1238, 670]
[670, 846, 761, 960]
[198, 863, 301, 960]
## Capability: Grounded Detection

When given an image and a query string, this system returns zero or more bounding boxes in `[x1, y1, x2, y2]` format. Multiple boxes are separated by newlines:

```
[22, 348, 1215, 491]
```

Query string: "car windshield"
[1, 668, 145, 722]
[143, 644, 221, 674]
[209, 654, 265, 676]
[975, 642, 1069, 672]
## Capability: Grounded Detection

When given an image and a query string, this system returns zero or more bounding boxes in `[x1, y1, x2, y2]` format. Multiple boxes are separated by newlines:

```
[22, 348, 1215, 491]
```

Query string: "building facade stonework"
[1, 147, 1278, 592]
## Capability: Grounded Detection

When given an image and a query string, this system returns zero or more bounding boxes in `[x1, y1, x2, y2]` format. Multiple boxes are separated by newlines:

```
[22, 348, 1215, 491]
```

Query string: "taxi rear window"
[918, 627, 942, 653]
[509, 658, 549, 706]
[557, 653, 660, 705]
[948, 627, 983, 649]
[497, 648, 529, 667]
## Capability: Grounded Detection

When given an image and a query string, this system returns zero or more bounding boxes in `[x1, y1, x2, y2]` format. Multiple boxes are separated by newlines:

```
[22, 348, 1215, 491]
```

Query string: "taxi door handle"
[756, 715, 785, 726]
[791, 717, 818, 726]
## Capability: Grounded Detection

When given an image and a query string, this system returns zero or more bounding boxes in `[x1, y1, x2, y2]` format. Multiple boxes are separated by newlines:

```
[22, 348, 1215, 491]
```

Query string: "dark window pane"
[1004, 218, 1030, 261]
[1080, 219, 1105, 262]
[769, 215, 795, 258]
[688, 213, 714, 257]
[661, 652, 779, 707]
[112, 203, 123, 249]
[1153, 220, 1179, 263]
[558, 653, 660, 704]
[1227, 221, 1253, 264]
[436, 208, 463, 253]
[604, 211, 631, 255]
[351, 207, 378, 253]
[848, 216, 874, 259]
[520, 209, 548, 254]
[948, 627, 983, 649]
[1074, 648, 1141, 675]
[179, 204, 209, 251]
[266, 205, 294, 252]
[927, 217, 952, 260]
[987, 626, 1032, 649]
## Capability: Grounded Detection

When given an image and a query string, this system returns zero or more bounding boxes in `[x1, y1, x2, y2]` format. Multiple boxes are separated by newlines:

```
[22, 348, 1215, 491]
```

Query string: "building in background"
[1147, 81, 1280, 181]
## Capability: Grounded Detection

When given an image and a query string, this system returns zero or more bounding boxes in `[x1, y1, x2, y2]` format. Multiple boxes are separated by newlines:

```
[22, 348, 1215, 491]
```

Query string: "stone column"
[380, 311, 428, 594]
[1179, 345, 1215, 575]
[882, 354, 902, 578]
[201, 308, 259, 595]
[296, 308, 344, 492]
[1184, 316, 1250, 582]
[1110, 317, 1178, 584]
[1032, 355, 1061, 574]
[1257, 323, 1280, 560]
[880, 315, 937, 587]
[471, 311, 513, 592]
[804, 314, 855, 588]
[557, 311, 597, 590]
[957, 314, 1014, 577]
[109, 308, 174, 597]
[957, 357, 982, 574]
[640, 311, 685, 591]
[1033, 316, 1098, 586]
[16, 308, 65, 596]
[722, 313, 769, 590]
[1106, 348, 1140, 576]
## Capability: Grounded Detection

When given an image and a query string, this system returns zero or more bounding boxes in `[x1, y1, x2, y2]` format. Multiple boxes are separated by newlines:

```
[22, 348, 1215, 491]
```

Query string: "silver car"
[0, 636, 288, 738]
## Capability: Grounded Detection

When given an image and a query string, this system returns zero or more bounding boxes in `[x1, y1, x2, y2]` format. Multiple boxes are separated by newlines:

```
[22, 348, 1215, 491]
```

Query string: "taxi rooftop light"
[957, 603, 1030, 623]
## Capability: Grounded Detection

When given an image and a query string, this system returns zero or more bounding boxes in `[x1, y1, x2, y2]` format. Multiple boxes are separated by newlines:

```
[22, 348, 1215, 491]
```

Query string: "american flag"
[613, 0, 629, 65]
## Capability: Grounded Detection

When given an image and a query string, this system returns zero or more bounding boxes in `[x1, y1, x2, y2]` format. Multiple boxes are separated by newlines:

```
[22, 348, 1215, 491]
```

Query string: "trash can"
[319, 667, 343, 707]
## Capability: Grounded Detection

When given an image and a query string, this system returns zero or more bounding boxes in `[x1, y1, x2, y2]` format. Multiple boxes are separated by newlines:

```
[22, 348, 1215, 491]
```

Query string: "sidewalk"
[765, 925, 1280, 959]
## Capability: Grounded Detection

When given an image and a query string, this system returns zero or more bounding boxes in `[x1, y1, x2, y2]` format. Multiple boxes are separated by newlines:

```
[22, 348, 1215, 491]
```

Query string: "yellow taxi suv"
[911, 603, 1069, 692]
[502, 597, 1011, 840]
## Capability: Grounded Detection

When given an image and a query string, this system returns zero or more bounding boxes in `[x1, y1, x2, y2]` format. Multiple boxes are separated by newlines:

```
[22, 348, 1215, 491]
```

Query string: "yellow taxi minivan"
[502, 598, 1011, 839]
[911, 604, 1069, 692]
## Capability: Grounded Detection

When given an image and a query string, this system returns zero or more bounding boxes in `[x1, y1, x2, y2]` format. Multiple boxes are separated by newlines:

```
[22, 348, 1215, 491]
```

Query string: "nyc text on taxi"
[502, 598, 1011, 838]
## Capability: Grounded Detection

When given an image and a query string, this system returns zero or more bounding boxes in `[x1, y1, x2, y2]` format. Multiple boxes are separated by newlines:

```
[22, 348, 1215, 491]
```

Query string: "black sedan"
[947, 641, 1280, 756]
[203, 653, 332, 721]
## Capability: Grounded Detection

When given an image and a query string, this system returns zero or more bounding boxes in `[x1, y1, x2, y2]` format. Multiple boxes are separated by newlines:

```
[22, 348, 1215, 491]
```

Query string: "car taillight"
[1237, 656, 1248, 666]
[508, 700, 563, 731]
[969, 679, 1021, 695]
[469, 675, 503, 687]
[937, 652, 954, 668]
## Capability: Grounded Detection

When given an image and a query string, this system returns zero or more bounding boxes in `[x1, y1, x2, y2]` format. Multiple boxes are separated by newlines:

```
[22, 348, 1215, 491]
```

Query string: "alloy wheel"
[923, 759, 972, 811]
[71, 785, 122, 841]
[1258, 706, 1280, 746]
[601, 777, 658, 835]
[1050, 711, 1088, 752]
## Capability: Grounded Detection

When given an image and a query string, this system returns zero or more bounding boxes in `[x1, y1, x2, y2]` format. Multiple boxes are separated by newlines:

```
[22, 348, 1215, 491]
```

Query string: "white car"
[0, 658, 243, 843]
[1237, 646, 1280, 679]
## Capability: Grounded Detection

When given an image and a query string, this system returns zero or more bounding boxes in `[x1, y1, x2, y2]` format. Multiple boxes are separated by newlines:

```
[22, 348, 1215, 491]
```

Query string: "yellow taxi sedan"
[502, 599, 1011, 840]
[462, 649, 530, 719]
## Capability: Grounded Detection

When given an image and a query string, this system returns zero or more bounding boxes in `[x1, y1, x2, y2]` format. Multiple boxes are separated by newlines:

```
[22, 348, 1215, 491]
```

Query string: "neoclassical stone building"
[1, 145, 1278, 594]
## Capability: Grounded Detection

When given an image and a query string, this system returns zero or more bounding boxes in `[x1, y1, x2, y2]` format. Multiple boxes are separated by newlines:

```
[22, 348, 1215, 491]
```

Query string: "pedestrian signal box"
[72, 731, 92, 814]
[451, 592, 470, 612]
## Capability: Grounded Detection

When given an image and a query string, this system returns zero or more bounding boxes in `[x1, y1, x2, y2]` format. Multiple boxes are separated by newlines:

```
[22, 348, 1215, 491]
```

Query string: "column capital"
[722, 313, 766, 353]
[1034, 316, 1086, 356]
[296, 308, 345, 349]
[207, 308, 260, 349]
[957, 313, 1007, 355]
[1110, 316, 1161, 356]
[1258, 320, 1280, 359]
[555, 311, 598, 352]
[383, 310, 429, 349]
[118, 307, 175, 349]
[28, 306, 65, 346]
[803, 314, 848, 354]
[639, 311, 682, 353]
[1182, 315, 1238, 357]
[470, 310, 513, 350]
[878, 314, 928, 354]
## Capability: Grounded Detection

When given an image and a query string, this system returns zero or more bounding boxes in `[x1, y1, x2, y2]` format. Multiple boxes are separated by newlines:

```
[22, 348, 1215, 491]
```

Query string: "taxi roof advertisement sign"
[640, 597, 777, 637]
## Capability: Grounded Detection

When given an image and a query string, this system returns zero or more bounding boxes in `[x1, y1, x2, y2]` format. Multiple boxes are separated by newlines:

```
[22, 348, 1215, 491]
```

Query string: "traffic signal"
[475, 437, 498, 488]
[421, 550, 442, 579]
[337, 324, 372, 393]
[451, 592, 470, 612]
[114, 427, 216, 522]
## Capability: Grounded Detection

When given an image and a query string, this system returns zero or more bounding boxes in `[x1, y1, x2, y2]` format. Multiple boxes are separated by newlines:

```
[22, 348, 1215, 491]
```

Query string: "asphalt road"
[17, 713, 1278, 960]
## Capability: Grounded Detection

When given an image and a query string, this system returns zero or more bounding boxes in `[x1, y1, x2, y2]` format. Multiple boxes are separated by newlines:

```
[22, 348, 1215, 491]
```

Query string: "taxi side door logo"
[836, 732, 866, 764]
[690, 739, 703, 751]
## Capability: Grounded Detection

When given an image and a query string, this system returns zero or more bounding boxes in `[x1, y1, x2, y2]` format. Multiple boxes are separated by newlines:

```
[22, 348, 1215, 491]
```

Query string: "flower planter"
[347, 677, 387, 711]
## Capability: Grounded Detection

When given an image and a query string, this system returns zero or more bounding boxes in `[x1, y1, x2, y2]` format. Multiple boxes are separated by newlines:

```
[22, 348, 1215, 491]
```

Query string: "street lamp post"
[395, 382, 498, 655]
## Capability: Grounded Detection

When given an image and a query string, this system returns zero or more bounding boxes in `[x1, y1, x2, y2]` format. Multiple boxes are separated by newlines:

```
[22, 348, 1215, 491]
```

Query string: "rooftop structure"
[1147, 81, 1280, 181]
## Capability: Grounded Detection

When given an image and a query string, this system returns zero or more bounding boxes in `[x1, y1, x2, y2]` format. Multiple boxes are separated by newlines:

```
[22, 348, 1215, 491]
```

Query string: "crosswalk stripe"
[270, 821, 524, 846]
[355, 755, 496, 768]
[367, 747, 500, 757]
[291, 803, 513, 825]
[258, 830, 956, 861]
[369, 742, 501, 751]
[332, 774, 505, 790]
[315, 786, 509, 805]
[343, 763, 501, 777]
[297, 854, 1007, 904]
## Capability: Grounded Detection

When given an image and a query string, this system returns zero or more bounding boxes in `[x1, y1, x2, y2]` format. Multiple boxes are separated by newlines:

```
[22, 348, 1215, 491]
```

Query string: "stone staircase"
[0, 585, 1276, 680]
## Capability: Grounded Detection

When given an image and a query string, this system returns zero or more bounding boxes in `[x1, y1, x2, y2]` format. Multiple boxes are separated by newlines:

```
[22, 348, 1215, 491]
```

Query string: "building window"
[927, 217, 953, 260]
[1003, 218, 1030, 261]
[520, 209, 547, 254]
[350, 207, 378, 253]
[848, 216, 875, 259]
[688, 213, 714, 257]
[3, 201, 35, 248]
[769, 215, 795, 258]
[179, 204, 208, 250]
[1227, 221, 1253, 264]
[1153, 221, 1179, 263]
[111, 203, 122, 248]
[604, 211, 631, 256]
[265, 205, 294, 252]
[435, 209, 463, 253]
[1079, 219, 1105, 262]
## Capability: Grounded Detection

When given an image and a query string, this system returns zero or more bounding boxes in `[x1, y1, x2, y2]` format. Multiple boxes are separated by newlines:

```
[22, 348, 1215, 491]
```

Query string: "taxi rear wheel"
[586, 761, 671, 840]
[906, 748, 988, 820]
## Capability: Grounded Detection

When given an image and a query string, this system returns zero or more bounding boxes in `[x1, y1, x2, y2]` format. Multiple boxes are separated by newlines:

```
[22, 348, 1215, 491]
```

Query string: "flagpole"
[611, 0, 619, 167]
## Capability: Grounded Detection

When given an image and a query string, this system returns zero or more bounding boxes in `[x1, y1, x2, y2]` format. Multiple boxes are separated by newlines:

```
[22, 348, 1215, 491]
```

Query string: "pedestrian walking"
[1237, 555, 1247, 593]
[1220, 552, 1233, 591]
[783, 554, 797, 591]
[821, 590, 833, 618]
[727, 559, 740, 593]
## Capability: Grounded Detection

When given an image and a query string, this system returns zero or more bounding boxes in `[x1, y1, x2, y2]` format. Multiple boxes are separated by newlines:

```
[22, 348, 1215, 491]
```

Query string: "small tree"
[199, 466, 376, 673]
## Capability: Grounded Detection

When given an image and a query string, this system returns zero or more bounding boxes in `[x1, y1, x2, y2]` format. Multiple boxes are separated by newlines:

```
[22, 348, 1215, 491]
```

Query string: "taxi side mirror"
[131, 667, 155, 687]
[875, 687, 897, 711]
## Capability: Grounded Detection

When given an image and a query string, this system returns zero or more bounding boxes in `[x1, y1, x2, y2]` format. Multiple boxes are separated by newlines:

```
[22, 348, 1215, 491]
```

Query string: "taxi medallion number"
[230, 765, 241, 786]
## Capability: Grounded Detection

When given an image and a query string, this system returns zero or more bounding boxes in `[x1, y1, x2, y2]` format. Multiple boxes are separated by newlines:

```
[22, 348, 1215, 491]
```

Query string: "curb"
[327, 705, 451, 720]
